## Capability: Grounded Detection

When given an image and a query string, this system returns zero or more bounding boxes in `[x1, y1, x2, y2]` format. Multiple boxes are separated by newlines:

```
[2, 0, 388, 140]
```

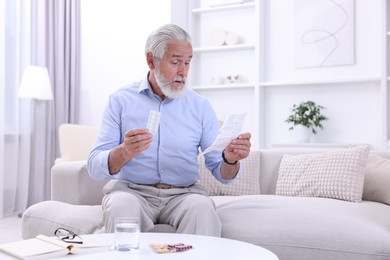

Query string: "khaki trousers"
[102, 180, 222, 237]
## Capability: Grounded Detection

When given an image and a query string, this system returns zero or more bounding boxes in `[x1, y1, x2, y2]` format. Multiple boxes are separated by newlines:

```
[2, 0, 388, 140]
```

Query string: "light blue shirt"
[88, 75, 241, 186]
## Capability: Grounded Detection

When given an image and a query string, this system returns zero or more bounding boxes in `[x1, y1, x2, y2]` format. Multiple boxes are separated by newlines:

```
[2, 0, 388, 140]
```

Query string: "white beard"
[154, 67, 187, 99]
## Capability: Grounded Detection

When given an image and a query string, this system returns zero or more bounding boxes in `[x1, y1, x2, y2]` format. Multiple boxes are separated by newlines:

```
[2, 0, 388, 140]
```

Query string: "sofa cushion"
[197, 151, 260, 196]
[213, 195, 390, 259]
[275, 145, 369, 202]
[363, 153, 390, 205]
[21, 200, 105, 239]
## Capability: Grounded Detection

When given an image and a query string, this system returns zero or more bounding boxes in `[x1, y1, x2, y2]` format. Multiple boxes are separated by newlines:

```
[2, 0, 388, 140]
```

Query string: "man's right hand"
[108, 128, 152, 174]
[122, 128, 153, 159]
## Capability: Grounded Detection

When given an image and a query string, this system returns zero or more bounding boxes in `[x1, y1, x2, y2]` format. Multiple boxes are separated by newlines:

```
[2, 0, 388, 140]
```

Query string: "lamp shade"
[18, 65, 53, 100]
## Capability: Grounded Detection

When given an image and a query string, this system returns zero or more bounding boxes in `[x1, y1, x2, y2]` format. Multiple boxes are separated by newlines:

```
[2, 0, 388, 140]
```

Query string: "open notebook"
[0, 234, 111, 259]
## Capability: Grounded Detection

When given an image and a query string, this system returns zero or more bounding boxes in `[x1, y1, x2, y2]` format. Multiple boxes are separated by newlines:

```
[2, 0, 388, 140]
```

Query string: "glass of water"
[114, 217, 140, 251]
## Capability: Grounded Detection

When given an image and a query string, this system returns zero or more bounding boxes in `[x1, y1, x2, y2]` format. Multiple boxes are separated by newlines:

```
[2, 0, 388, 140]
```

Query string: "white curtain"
[0, 0, 5, 218]
[27, 0, 81, 205]
[0, 0, 33, 218]
[0, 0, 80, 217]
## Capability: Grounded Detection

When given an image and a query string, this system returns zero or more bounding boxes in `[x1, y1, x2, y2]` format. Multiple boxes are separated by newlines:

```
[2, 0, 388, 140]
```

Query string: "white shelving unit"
[188, 1, 259, 88]
[185, 0, 265, 148]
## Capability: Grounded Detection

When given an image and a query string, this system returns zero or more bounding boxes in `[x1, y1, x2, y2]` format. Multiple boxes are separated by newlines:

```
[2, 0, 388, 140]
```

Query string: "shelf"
[259, 77, 382, 87]
[193, 44, 255, 53]
[192, 2, 255, 14]
[271, 143, 363, 150]
[192, 83, 255, 90]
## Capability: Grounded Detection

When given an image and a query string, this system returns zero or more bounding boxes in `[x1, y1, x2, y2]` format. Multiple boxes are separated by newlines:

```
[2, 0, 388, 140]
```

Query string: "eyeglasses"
[54, 228, 83, 244]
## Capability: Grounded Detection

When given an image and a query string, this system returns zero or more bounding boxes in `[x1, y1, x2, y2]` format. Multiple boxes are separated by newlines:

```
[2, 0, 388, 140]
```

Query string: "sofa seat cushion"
[21, 200, 176, 239]
[213, 195, 390, 260]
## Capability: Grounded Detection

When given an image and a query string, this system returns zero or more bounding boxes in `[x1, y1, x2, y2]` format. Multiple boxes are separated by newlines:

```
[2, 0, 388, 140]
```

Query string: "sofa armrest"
[51, 160, 109, 205]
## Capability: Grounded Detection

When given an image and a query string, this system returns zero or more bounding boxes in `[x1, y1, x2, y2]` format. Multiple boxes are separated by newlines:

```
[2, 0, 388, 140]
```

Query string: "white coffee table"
[53, 232, 278, 259]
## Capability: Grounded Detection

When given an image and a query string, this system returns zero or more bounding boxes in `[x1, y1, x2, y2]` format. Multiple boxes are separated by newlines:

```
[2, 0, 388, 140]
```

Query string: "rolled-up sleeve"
[88, 94, 122, 180]
[88, 149, 112, 180]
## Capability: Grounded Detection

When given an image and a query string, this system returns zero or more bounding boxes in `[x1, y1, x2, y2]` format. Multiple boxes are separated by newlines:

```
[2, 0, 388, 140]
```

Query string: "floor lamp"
[17, 65, 53, 207]
[18, 66, 53, 100]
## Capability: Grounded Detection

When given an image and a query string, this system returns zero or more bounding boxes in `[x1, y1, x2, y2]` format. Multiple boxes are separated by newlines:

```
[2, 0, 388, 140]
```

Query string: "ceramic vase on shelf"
[294, 125, 311, 143]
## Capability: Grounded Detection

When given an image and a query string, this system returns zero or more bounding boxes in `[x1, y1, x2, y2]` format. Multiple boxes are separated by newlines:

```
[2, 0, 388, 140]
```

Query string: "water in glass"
[114, 218, 140, 251]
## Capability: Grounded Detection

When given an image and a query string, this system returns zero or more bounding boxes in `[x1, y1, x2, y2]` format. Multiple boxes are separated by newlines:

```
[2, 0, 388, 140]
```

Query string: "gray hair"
[145, 24, 192, 59]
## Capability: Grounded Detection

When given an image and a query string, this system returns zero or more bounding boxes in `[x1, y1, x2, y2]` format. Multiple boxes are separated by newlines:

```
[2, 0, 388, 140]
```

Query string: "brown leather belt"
[151, 183, 191, 189]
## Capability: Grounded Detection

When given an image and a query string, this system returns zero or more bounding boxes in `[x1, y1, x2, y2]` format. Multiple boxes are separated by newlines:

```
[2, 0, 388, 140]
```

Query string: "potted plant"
[285, 101, 328, 141]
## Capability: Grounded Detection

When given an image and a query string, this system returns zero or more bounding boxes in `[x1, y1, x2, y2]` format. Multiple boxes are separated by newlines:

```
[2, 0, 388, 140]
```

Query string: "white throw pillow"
[197, 151, 260, 196]
[363, 153, 390, 205]
[276, 145, 369, 202]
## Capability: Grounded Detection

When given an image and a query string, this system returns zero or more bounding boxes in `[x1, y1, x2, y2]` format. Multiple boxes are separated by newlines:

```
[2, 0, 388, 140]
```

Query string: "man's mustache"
[170, 76, 186, 84]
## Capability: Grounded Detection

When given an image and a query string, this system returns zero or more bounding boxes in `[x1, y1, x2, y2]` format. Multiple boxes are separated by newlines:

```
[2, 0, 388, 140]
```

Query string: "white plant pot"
[295, 125, 311, 143]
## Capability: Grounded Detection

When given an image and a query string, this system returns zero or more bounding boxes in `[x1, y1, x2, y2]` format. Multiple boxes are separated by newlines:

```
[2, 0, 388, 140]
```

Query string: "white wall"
[266, 1, 381, 82]
[80, 0, 171, 126]
[263, 0, 383, 148]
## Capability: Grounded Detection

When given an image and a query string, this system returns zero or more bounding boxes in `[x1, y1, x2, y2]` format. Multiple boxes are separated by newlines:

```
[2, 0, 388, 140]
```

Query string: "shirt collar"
[138, 72, 152, 94]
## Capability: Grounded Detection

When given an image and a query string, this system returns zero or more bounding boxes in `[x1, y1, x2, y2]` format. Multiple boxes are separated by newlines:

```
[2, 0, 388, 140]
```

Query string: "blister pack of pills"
[150, 243, 193, 253]
[147, 110, 161, 135]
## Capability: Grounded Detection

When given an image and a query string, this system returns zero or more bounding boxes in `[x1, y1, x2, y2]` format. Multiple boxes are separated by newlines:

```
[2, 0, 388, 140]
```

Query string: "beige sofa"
[22, 146, 390, 260]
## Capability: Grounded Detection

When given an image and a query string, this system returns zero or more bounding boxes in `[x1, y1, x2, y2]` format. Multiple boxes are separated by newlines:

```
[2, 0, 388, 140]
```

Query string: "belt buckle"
[154, 184, 173, 189]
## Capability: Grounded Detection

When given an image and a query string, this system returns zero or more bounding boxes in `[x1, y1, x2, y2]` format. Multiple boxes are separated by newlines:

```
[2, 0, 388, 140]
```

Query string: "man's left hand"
[223, 132, 252, 163]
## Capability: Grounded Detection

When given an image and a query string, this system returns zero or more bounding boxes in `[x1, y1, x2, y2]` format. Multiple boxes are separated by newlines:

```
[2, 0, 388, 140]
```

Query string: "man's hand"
[122, 128, 153, 159]
[223, 132, 252, 164]
[220, 132, 251, 180]
[108, 128, 152, 174]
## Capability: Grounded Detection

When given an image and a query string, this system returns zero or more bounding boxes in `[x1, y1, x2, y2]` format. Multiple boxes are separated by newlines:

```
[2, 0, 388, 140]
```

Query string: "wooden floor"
[0, 215, 23, 244]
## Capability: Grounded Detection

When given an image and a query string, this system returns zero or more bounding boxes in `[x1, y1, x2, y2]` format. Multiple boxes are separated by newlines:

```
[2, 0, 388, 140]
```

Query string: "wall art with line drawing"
[294, 0, 355, 68]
